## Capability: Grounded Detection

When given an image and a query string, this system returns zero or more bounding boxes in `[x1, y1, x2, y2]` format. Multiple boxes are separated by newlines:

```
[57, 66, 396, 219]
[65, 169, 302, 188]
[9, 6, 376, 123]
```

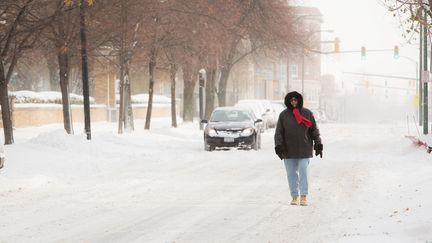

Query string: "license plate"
[224, 137, 235, 142]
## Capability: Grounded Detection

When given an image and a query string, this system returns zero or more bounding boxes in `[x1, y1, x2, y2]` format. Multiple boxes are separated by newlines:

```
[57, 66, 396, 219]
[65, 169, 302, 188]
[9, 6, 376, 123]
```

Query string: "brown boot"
[290, 196, 300, 205]
[300, 195, 308, 206]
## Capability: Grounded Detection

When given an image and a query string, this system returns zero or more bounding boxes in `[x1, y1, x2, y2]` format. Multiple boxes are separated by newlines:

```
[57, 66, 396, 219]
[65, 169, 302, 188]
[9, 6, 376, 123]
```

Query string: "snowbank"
[115, 93, 172, 104]
[11, 90, 95, 104]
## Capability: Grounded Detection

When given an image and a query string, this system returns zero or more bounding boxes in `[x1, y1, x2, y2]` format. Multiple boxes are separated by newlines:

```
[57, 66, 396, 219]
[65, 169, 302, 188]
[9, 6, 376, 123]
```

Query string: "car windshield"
[210, 110, 253, 122]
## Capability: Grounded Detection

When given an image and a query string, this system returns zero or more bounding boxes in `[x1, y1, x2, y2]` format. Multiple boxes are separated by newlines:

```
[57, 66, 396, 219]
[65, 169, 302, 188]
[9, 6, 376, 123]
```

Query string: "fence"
[0, 103, 175, 128]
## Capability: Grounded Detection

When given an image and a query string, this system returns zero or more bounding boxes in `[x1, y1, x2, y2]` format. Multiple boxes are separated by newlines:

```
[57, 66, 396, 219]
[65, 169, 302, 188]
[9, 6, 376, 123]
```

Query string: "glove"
[314, 143, 323, 158]
[275, 145, 286, 160]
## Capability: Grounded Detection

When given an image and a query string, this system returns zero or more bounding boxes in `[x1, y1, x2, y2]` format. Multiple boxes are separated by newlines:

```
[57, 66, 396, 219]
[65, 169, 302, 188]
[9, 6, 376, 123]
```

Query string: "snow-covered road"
[0, 120, 431, 243]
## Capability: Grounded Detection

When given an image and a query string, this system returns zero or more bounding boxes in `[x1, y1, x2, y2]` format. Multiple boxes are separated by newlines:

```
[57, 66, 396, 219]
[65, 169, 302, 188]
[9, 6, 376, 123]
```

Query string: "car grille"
[216, 129, 242, 137]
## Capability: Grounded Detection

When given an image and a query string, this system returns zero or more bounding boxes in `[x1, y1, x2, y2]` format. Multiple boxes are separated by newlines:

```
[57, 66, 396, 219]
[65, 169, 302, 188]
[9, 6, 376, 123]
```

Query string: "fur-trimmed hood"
[284, 91, 303, 110]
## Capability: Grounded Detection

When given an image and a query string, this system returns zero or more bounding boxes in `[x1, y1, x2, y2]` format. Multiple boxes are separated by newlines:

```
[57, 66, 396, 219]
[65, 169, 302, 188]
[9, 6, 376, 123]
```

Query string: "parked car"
[234, 103, 266, 132]
[270, 100, 286, 120]
[201, 107, 263, 151]
[236, 99, 276, 129]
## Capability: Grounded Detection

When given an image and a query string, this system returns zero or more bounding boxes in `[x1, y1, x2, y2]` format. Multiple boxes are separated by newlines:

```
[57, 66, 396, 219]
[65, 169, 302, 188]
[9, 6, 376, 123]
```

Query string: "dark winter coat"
[274, 91, 322, 159]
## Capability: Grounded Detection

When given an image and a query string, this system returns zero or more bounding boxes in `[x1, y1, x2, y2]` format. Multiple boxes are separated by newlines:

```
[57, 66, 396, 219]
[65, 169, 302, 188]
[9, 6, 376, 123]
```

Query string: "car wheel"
[204, 140, 214, 151]
[204, 140, 210, 151]
[252, 136, 259, 150]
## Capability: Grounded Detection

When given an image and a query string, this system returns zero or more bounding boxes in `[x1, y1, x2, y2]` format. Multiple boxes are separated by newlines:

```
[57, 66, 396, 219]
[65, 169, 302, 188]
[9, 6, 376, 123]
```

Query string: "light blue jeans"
[283, 158, 310, 197]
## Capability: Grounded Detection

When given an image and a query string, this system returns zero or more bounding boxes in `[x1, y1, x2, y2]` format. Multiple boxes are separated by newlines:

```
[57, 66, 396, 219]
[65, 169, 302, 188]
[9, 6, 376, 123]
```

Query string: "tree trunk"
[79, 0, 91, 140]
[118, 0, 126, 134]
[58, 51, 74, 134]
[123, 64, 134, 131]
[117, 0, 134, 133]
[47, 55, 59, 91]
[145, 48, 156, 130]
[217, 65, 232, 107]
[118, 57, 135, 132]
[204, 68, 216, 120]
[0, 62, 13, 144]
[118, 58, 125, 134]
[217, 38, 238, 107]
[170, 64, 177, 127]
[182, 63, 196, 122]
[183, 80, 195, 122]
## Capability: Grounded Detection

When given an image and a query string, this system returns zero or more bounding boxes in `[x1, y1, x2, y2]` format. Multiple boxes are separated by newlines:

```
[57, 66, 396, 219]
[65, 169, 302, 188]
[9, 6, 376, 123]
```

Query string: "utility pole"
[423, 10, 428, 135]
[420, 22, 423, 126]
[80, 0, 91, 140]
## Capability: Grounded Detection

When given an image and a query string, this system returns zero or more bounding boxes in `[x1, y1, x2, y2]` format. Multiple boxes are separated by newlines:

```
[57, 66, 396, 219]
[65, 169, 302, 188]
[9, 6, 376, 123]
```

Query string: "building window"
[290, 65, 298, 79]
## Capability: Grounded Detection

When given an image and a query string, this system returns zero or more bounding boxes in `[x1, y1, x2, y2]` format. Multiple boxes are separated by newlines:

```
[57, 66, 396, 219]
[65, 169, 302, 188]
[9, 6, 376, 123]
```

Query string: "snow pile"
[9, 91, 172, 106]
[11, 90, 95, 104]
[116, 93, 172, 104]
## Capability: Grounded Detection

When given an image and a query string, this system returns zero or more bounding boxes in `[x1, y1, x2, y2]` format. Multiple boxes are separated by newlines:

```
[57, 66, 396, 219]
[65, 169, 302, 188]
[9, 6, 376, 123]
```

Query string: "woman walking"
[274, 91, 323, 206]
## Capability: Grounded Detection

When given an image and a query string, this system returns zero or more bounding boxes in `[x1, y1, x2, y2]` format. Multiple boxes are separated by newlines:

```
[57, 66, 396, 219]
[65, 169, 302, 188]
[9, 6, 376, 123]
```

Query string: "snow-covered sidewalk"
[0, 120, 431, 243]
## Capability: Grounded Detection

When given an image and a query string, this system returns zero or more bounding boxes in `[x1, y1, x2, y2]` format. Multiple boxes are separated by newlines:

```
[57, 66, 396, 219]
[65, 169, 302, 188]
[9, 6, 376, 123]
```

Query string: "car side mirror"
[255, 119, 263, 124]
[201, 119, 208, 124]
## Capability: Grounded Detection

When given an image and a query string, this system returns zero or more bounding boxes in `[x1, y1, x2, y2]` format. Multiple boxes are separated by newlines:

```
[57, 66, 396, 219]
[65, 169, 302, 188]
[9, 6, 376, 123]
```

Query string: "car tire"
[252, 135, 259, 150]
[204, 140, 214, 151]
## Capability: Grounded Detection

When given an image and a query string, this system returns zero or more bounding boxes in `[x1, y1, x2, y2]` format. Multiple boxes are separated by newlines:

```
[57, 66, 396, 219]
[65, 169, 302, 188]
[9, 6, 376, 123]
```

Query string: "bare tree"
[165, 52, 178, 127]
[116, 0, 143, 133]
[215, 0, 301, 106]
[0, 0, 54, 144]
[383, 0, 428, 37]
[42, 0, 80, 134]
[170, 0, 301, 114]
[143, 0, 187, 129]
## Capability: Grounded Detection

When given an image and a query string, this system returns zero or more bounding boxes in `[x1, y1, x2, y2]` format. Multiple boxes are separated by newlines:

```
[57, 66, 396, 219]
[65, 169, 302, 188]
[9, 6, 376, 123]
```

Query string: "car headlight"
[206, 128, 217, 137]
[240, 128, 254, 136]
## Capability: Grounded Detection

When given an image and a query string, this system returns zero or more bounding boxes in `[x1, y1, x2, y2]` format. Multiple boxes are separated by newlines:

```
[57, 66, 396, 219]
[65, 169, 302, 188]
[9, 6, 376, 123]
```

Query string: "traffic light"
[361, 46, 366, 60]
[334, 37, 340, 53]
[393, 45, 399, 59]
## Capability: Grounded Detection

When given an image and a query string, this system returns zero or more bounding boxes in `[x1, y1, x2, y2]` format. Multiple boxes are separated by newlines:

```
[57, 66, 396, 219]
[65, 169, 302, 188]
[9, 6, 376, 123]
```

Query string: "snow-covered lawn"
[0, 120, 431, 243]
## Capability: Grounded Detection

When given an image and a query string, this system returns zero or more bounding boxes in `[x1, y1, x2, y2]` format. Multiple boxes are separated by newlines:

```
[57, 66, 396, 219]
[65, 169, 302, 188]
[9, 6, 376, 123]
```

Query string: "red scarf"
[293, 108, 312, 128]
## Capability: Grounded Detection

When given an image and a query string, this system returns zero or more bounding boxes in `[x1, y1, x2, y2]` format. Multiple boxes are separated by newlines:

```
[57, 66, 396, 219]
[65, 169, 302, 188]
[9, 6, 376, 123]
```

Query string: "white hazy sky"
[295, 0, 420, 80]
